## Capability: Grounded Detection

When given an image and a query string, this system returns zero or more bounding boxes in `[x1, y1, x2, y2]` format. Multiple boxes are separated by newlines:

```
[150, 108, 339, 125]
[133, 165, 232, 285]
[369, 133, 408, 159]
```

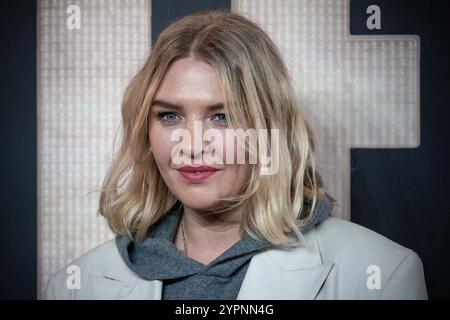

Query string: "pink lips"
[178, 165, 220, 183]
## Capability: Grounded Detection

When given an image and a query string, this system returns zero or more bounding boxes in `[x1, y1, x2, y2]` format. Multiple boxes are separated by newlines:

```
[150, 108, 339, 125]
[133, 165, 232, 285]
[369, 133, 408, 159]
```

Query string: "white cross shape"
[234, 0, 419, 220]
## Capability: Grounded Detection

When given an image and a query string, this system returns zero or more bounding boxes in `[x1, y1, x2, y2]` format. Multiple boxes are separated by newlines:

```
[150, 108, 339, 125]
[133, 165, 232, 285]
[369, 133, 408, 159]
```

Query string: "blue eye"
[157, 112, 178, 122]
[213, 113, 227, 122]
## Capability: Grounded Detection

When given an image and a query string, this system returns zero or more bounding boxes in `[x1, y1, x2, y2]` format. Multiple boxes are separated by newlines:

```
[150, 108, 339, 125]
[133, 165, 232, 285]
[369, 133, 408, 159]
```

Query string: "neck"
[177, 204, 244, 261]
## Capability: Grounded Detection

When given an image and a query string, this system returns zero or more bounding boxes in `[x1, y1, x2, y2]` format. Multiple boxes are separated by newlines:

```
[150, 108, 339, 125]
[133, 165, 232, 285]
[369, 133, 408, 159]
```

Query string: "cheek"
[220, 132, 251, 165]
[238, 164, 252, 183]
[148, 126, 174, 164]
[224, 165, 251, 187]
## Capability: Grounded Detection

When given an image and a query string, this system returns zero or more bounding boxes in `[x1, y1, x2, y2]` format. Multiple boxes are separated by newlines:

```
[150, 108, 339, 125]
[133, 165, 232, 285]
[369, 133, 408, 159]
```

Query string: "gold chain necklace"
[180, 213, 188, 257]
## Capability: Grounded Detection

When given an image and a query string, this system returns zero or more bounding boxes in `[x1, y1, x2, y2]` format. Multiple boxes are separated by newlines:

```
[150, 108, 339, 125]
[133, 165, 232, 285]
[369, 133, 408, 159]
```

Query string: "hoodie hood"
[298, 193, 334, 234]
[115, 193, 334, 290]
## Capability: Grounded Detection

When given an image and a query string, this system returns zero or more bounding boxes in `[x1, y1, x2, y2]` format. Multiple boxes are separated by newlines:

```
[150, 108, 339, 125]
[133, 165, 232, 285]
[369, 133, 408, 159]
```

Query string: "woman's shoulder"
[261, 216, 421, 273]
[45, 238, 125, 299]
[63, 239, 120, 272]
[311, 217, 427, 299]
[314, 217, 416, 263]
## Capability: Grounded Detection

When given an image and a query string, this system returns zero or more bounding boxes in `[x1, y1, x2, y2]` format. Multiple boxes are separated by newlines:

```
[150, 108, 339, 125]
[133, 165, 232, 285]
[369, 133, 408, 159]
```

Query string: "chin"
[165, 173, 233, 209]
[177, 194, 221, 211]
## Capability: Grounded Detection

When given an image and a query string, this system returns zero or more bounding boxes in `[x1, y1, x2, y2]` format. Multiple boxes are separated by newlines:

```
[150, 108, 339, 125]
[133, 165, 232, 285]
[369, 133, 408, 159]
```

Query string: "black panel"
[151, 0, 230, 47]
[350, 0, 450, 298]
[0, 0, 37, 299]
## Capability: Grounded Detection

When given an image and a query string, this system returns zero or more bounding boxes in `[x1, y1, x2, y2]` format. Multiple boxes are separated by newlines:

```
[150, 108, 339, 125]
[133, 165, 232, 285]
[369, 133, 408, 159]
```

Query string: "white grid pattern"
[37, 0, 150, 298]
[232, 0, 420, 221]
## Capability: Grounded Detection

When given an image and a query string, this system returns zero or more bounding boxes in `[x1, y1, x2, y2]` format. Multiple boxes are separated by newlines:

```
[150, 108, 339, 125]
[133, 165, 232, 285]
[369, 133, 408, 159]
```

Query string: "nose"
[184, 117, 206, 163]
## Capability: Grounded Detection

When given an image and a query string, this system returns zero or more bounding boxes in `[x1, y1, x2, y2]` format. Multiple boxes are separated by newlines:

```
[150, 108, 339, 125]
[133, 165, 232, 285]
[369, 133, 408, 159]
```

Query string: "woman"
[46, 10, 427, 300]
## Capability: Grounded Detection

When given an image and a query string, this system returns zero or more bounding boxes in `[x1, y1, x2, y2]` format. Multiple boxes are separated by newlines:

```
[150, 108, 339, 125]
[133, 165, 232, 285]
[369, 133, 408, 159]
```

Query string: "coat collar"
[89, 224, 333, 300]
[236, 225, 334, 299]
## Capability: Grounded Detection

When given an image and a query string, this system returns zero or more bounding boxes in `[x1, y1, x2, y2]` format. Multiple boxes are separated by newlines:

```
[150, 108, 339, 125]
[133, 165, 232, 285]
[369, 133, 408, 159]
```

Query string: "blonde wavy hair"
[98, 9, 336, 246]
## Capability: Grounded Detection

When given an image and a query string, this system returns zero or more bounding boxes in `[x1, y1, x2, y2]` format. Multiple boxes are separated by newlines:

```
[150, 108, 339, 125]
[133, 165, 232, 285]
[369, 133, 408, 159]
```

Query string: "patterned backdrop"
[37, 0, 419, 298]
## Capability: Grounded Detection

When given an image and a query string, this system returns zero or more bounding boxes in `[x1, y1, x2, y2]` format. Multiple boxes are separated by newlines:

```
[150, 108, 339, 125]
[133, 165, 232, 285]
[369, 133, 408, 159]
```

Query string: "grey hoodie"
[116, 194, 334, 300]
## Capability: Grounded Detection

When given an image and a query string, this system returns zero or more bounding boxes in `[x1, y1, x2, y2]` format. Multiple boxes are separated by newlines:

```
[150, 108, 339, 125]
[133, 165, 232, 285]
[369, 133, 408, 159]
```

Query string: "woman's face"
[148, 58, 250, 211]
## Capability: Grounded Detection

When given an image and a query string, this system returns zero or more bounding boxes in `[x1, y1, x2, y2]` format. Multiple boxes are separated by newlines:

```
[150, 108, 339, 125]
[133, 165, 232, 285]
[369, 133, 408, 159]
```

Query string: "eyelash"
[156, 112, 227, 124]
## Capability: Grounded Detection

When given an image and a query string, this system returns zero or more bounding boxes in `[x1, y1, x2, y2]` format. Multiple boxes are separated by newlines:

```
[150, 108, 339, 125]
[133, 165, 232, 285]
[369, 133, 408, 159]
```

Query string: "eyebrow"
[151, 99, 224, 112]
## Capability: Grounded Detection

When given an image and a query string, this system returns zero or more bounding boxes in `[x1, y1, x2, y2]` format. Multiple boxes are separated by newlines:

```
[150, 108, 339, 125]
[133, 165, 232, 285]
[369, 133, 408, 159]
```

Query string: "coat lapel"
[88, 255, 163, 300]
[88, 226, 333, 300]
[237, 226, 334, 300]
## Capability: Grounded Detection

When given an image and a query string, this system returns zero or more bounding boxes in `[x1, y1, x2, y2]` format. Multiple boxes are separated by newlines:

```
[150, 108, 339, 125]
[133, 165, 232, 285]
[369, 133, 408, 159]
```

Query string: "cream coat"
[45, 217, 428, 300]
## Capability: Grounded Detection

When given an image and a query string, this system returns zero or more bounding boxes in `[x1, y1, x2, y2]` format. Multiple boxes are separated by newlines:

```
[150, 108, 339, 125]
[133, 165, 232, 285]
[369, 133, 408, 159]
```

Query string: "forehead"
[154, 58, 224, 105]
